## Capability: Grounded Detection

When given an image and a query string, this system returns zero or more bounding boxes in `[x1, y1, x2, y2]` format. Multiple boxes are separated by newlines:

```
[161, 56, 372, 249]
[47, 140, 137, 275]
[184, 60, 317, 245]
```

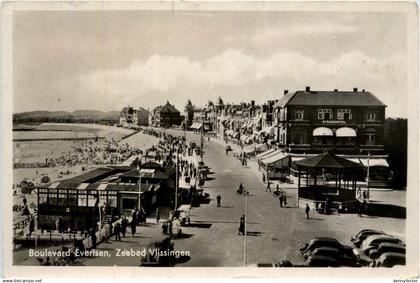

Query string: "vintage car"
[171, 205, 191, 226]
[351, 229, 387, 247]
[303, 255, 339, 267]
[304, 247, 360, 267]
[360, 234, 404, 250]
[140, 237, 175, 267]
[369, 252, 406, 267]
[299, 237, 346, 255]
[367, 242, 406, 260]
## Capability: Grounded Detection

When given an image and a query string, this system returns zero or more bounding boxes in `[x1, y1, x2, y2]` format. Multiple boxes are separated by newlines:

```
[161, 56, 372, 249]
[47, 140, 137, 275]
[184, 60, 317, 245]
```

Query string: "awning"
[259, 149, 283, 162]
[359, 158, 389, 168]
[240, 135, 249, 142]
[336, 127, 357, 137]
[232, 132, 240, 139]
[261, 152, 289, 167]
[256, 148, 276, 159]
[313, 127, 333, 136]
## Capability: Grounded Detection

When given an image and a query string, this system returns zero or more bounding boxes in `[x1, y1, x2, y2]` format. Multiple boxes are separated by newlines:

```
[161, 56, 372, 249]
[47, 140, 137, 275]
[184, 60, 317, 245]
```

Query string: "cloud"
[75, 48, 405, 116]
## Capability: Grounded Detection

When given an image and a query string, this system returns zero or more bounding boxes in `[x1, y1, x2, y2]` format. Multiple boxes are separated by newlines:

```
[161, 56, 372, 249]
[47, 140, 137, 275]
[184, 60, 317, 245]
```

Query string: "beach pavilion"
[294, 152, 363, 211]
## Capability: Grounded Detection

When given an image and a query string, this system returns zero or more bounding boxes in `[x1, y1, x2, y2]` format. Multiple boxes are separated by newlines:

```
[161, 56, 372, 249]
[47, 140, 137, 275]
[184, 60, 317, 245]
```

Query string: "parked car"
[253, 260, 294, 267]
[140, 237, 174, 266]
[351, 229, 387, 247]
[299, 237, 346, 255]
[171, 204, 191, 226]
[367, 243, 406, 260]
[304, 247, 360, 267]
[303, 255, 339, 267]
[360, 234, 404, 250]
[369, 252, 406, 267]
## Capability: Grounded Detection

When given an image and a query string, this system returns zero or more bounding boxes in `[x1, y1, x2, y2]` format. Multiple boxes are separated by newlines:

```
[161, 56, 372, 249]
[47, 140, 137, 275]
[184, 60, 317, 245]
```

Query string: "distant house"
[120, 106, 138, 128]
[137, 107, 149, 126]
[150, 101, 181, 128]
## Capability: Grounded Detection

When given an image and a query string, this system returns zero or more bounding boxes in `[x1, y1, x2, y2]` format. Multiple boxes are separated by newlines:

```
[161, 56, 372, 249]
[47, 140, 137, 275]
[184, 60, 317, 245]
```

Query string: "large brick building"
[273, 87, 386, 155]
[150, 101, 182, 128]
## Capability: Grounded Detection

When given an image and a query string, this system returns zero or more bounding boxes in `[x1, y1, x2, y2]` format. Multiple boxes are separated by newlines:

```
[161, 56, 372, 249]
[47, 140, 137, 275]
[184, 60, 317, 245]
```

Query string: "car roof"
[313, 247, 340, 252]
[378, 252, 405, 260]
[307, 255, 337, 261]
[365, 234, 395, 242]
[378, 242, 406, 249]
[310, 237, 339, 243]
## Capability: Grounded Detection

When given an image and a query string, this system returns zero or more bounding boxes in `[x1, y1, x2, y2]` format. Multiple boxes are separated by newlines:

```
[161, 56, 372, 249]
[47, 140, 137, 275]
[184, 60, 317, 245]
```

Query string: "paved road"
[155, 129, 405, 266]
[13, 129, 406, 267]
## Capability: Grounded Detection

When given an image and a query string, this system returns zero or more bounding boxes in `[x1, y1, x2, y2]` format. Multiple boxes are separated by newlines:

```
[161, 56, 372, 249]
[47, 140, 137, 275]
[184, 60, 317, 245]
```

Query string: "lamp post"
[243, 191, 248, 267]
[366, 151, 370, 200]
[137, 160, 142, 211]
[175, 145, 179, 210]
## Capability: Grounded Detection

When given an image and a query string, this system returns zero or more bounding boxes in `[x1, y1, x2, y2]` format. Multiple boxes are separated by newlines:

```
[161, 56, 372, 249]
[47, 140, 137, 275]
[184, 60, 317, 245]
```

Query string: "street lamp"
[243, 190, 248, 267]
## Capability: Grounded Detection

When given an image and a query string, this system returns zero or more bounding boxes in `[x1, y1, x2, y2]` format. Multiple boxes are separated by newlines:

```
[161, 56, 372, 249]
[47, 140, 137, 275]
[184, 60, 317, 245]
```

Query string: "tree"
[384, 118, 407, 189]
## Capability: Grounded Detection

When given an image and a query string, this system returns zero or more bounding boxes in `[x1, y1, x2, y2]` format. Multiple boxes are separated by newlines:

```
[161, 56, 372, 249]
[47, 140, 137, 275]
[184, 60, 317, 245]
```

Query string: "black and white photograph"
[2, 1, 419, 278]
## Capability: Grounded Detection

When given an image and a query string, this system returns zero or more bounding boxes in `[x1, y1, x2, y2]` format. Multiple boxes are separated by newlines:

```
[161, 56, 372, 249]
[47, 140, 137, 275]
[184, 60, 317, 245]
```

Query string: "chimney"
[284, 90, 289, 95]
[251, 100, 255, 107]
[305, 86, 310, 92]
[353, 88, 358, 92]
[362, 89, 365, 92]
[334, 89, 338, 92]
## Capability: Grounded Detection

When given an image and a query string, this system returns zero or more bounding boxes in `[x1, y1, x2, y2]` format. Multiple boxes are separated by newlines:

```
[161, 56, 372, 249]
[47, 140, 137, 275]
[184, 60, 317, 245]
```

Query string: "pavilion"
[294, 152, 364, 211]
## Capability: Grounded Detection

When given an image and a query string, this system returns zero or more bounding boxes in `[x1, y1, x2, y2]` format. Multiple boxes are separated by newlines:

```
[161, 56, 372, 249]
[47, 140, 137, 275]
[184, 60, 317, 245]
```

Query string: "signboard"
[322, 120, 346, 124]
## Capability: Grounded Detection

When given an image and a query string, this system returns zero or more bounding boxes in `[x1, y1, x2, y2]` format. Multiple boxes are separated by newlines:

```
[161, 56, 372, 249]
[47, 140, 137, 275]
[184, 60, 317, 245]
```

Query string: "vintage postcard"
[1, 0, 419, 279]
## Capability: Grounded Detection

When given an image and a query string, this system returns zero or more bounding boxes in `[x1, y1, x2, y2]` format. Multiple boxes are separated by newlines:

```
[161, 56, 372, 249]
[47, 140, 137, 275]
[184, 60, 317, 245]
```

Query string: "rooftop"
[284, 90, 386, 107]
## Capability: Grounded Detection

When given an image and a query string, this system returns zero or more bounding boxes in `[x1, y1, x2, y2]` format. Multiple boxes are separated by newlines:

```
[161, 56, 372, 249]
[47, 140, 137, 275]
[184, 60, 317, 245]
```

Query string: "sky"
[13, 10, 408, 118]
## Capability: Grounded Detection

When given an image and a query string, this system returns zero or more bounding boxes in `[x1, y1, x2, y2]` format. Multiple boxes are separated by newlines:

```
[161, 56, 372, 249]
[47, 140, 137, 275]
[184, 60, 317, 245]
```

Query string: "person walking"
[357, 202, 363, 217]
[262, 174, 266, 184]
[279, 195, 283, 208]
[121, 217, 128, 237]
[130, 219, 136, 237]
[216, 194, 221, 207]
[238, 215, 245, 235]
[156, 208, 160, 223]
[266, 180, 272, 192]
[162, 222, 168, 236]
[305, 203, 310, 219]
[283, 192, 287, 208]
[114, 222, 121, 241]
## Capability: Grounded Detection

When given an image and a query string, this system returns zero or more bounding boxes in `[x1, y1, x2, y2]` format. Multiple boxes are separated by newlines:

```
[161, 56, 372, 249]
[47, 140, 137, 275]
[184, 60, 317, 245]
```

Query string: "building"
[120, 106, 149, 128]
[37, 163, 175, 231]
[273, 87, 386, 155]
[119, 106, 138, 127]
[265, 87, 392, 186]
[137, 107, 149, 126]
[150, 101, 182, 128]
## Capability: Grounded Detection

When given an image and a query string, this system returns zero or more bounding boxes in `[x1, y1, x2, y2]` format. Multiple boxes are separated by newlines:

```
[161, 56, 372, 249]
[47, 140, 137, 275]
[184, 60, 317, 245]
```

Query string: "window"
[58, 191, 67, 206]
[39, 193, 48, 205]
[295, 110, 304, 120]
[366, 133, 376, 145]
[78, 192, 87, 207]
[318, 109, 332, 120]
[367, 113, 376, 121]
[337, 109, 352, 120]
[87, 190, 98, 207]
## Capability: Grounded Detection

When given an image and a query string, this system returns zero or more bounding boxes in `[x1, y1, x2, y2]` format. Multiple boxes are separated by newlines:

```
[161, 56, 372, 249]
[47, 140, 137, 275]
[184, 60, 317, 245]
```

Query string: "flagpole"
[175, 146, 179, 210]
[138, 157, 142, 211]
[367, 152, 370, 200]
[243, 192, 248, 267]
